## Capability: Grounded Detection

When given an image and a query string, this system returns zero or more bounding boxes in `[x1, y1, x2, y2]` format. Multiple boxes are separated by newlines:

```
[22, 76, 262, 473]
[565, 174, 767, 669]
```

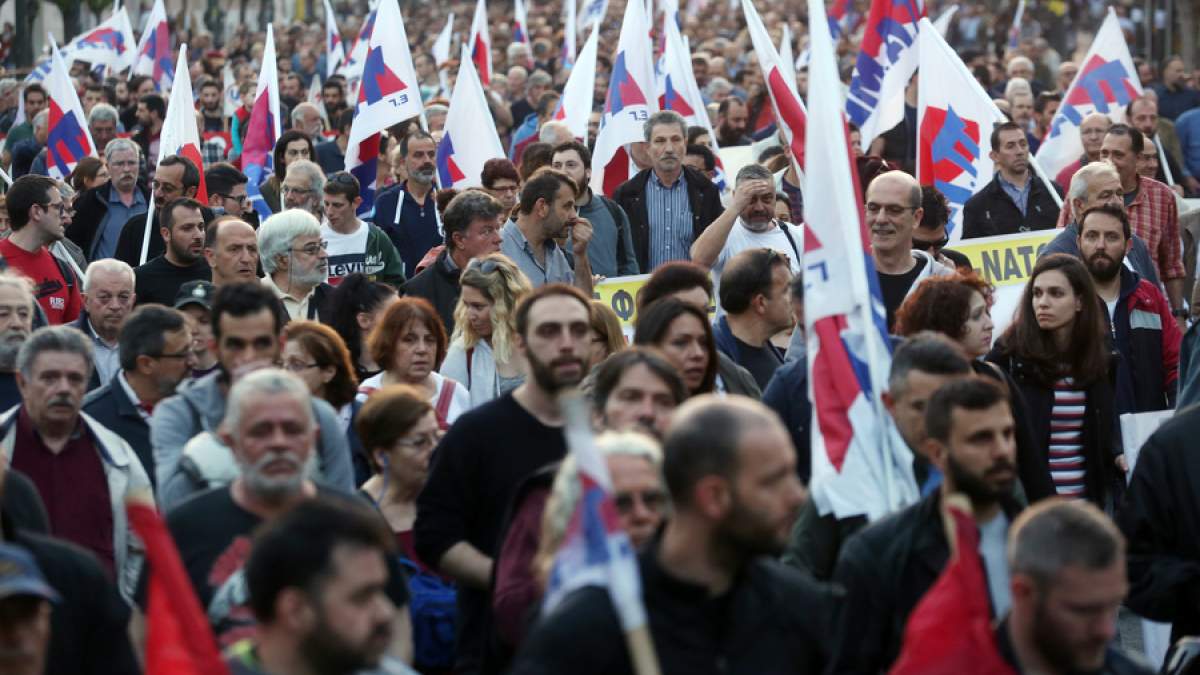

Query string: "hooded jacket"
[1105, 265, 1180, 413]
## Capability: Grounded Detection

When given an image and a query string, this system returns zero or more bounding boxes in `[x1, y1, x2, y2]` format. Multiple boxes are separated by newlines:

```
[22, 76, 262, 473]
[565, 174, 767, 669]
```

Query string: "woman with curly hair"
[440, 253, 533, 408]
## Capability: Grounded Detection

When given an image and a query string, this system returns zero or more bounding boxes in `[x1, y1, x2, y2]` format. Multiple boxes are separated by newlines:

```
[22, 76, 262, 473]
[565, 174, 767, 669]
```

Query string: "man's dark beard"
[168, 237, 199, 264]
[714, 487, 788, 557]
[525, 346, 584, 394]
[1086, 252, 1123, 282]
[300, 607, 391, 675]
[1031, 595, 1108, 674]
[945, 452, 1014, 508]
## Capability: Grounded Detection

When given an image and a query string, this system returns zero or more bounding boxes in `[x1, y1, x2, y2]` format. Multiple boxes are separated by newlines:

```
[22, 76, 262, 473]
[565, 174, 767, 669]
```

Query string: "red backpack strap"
[434, 378, 456, 430]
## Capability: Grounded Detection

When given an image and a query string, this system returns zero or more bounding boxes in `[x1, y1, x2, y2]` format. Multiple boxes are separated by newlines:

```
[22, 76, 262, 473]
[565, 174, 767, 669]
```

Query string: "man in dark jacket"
[511, 396, 829, 675]
[828, 378, 1021, 673]
[404, 191, 505, 334]
[962, 121, 1061, 239]
[612, 111, 723, 273]
[113, 154, 204, 268]
[66, 139, 150, 261]
[82, 305, 194, 488]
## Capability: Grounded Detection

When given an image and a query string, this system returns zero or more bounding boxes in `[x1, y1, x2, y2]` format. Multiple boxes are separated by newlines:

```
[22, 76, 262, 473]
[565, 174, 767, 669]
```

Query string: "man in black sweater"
[414, 283, 594, 675]
[132, 198, 211, 307]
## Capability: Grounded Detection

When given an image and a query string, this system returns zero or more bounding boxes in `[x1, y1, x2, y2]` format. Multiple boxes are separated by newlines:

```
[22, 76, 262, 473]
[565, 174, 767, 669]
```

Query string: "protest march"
[0, 0, 1198, 672]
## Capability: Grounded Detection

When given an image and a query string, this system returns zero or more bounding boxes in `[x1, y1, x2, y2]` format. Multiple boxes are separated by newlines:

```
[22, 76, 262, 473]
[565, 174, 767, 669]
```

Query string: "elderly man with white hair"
[538, 120, 573, 147]
[70, 259, 136, 390]
[279, 158, 325, 217]
[258, 209, 333, 323]
[68, 137, 150, 261]
[289, 102, 325, 140]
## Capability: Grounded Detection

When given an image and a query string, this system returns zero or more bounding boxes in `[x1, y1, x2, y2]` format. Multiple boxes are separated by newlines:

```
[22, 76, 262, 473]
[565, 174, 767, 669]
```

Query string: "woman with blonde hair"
[440, 253, 533, 408]
[587, 300, 626, 371]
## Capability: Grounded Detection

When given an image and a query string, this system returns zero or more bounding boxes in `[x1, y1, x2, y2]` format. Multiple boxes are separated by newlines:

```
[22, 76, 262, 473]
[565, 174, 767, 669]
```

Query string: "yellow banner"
[592, 274, 650, 330]
[948, 229, 1058, 288]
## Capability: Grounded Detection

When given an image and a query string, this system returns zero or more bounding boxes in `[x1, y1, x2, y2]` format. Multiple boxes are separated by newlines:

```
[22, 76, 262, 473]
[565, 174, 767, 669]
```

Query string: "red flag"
[889, 497, 1016, 675]
[127, 501, 229, 675]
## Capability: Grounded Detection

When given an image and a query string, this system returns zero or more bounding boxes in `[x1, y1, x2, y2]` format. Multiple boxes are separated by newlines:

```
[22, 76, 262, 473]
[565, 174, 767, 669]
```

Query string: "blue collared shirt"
[500, 219, 573, 287]
[644, 170, 693, 269]
[998, 173, 1032, 217]
[94, 185, 147, 260]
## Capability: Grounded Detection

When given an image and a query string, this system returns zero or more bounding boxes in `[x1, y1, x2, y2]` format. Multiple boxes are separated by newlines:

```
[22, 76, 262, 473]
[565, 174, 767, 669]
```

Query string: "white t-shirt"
[322, 219, 370, 285]
[356, 371, 470, 428]
[712, 219, 804, 312]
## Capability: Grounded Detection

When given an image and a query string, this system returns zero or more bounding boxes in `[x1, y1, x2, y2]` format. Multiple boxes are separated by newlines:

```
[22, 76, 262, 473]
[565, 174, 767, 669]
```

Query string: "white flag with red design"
[469, 0, 493, 86]
[324, 0, 345, 78]
[44, 38, 96, 181]
[742, 0, 807, 175]
[658, 11, 725, 190]
[590, 0, 657, 196]
[437, 46, 506, 190]
[554, 26, 598, 140]
[157, 43, 207, 201]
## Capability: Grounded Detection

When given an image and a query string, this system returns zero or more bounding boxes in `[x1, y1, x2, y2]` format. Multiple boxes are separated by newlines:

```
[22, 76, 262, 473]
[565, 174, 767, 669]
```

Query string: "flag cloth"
[778, 23, 799, 99]
[889, 499, 1017, 675]
[828, 0, 851, 38]
[469, 0, 492, 86]
[916, 17, 1007, 241]
[127, 501, 229, 675]
[44, 38, 97, 181]
[562, 0, 578, 68]
[589, 0, 656, 197]
[64, 7, 137, 72]
[158, 44, 208, 203]
[932, 4, 959, 35]
[432, 13, 455, 67]
[658, 13, 725, 190]
[132, 0, 173, 92]
[542, 395, 648, 634]
[742, 0, 807, 173]
[344, 0, 423, 216]
[338, 9, 378, 98]
[438, 47, 506, 190]
[579, 0, 610, 32]
[222, 62, 240, 118]
[804, 0, 918, 521]
[1008, 0, 1026, 50]
[1033, 8, 1141, 179]
[554, 26, 598, 140]
[243, 25, 282, 221]
[324, 0, 344, 78]
[513, 0, 530, 46]
[846, 0, 924, 151]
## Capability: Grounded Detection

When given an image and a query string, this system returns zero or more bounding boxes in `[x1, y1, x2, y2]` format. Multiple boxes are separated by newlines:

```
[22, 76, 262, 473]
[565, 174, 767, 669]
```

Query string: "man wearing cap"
[173, 280, 219, 379]
[83, 305, 195, 489]
[133, 197, 212, 308]
[0, 543, 56, 675]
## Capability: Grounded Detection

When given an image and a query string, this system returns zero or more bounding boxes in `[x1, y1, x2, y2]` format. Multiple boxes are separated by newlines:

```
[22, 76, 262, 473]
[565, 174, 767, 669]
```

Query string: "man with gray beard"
[163, 368, 411, 651]
[256, 209, 333, 323]
[370, 130, 442, 275]
[0, 271, 35, 411]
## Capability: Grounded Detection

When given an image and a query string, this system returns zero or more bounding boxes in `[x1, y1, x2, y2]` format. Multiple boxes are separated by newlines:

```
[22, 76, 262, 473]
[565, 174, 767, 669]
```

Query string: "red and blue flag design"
[845, 0, 923, 151]
[243, 26, 281, 220]
[133, 0, 173, 91]
[44, 39, 96, 181]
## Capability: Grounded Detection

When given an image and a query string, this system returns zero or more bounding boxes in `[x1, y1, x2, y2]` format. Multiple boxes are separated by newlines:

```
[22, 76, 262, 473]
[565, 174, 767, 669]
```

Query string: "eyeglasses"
[865, 203, 919, 217]
[394, 432, 440, 452]
[613, 489, 668, 515]
[281, 185, 313, 196]
[37, 200, 65, 215]
[215, 192, 250, 205]
[283, 360, 321, 372]
[291, 240, 328, 256]
[465, 258, 501, 275]
[911, 234, 949, 252]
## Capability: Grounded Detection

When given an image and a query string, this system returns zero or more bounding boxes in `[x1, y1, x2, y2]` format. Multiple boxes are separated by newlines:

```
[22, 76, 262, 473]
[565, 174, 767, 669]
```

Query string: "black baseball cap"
[173, 280, 215, 311]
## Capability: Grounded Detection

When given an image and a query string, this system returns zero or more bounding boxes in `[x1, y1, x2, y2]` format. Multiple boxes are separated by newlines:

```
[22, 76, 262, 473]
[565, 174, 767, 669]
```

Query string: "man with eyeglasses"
[403, 190, 504, 333]
[320, 172, 406, 288]
[0, 176, 82, 324]
[205, 163, 252, 223]
[113, 154, 203, 269]
[867, 171, 953, 331]
[66, 138, 149, 262]
[961, 121, 1061, 239]
[70, 259, 136, 391]
[83, 304, 195, 488]
[257, 209, 333, 323]
[279, 159, 325, 218]
[133, 197, 213, 308]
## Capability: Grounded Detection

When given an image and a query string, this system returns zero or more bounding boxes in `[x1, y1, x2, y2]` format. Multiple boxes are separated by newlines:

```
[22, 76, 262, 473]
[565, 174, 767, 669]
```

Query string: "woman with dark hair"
[896, 270, 1056, 501]
[326, 274, 399, 382]
[68, 156, 108, 193]
[986, 254, 1117, 507]
[633, 298, 759, 398]
[259, 129, 315, 213]
[360, 296, 469, 429]
[635, 260, 713, 312]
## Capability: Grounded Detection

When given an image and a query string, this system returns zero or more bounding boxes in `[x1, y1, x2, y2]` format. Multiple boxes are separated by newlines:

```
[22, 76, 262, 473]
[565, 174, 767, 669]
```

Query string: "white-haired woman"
[439, 253, 532, 408]
[491, 432, 668, 653]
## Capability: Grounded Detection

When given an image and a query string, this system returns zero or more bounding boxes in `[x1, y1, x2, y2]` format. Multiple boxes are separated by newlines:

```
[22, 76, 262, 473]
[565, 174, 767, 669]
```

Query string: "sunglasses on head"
[912, 234, 949, 252]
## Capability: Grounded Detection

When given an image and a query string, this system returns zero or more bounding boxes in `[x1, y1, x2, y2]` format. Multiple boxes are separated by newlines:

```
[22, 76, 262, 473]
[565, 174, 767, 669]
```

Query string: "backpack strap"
[434, 378, 456, 430]
[777, 221, 801, 265]
[465, 347, 474, 384]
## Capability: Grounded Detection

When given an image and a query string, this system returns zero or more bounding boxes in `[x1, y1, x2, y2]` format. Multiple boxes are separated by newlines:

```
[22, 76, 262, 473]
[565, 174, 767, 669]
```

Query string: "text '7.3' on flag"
[438, 47, 506, 190]
[916, 18, 1007, 242]
[845, 0, 924, 152]
[44, 37, 96, 182]
[344, 0, 423, 216]
[742, 0, 806, 175]
[590, 0, 657, 197]
[804, 0, 918, 522]
[243, 25, 282, 221]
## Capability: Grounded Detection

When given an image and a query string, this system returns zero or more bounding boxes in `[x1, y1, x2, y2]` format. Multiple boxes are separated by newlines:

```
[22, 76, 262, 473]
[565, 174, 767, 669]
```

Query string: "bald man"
[1055, 112, 1111, 192]
[866, 171, 954, 330]
[203, 218, 260, 288]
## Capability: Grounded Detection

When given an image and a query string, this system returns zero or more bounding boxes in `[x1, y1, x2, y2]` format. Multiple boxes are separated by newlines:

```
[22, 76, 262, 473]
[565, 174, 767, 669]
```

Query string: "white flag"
[437, 46, 506, 190]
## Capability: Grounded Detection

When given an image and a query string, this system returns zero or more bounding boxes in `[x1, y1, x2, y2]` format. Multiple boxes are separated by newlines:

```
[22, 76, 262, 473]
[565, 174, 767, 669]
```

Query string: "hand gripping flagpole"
[558, 391, 662, 675]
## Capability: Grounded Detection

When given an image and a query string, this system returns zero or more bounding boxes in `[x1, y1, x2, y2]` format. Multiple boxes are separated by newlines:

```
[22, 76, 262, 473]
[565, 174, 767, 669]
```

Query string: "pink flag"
[243, 26, 282, 220]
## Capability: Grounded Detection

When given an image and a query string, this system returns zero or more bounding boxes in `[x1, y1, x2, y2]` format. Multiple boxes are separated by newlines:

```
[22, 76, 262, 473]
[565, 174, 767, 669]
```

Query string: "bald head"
[1080, 112, 1112, 157]
[205, 218, 260, 286]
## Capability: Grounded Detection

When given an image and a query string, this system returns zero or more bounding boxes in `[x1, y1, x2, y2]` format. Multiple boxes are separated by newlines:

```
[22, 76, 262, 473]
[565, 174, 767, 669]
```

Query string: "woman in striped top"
[986, 254, 1118, 508]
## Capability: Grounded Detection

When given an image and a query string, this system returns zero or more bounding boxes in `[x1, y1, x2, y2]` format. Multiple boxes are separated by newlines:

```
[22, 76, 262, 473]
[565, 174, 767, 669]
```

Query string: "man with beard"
[511, 395, 826, 675]
[1, 325, 152, 602]
[150, 284, 353, 511]
[415, 283, 591, 674]
[1078, 205, 1179, 414]
[70, 260, 136, 389]
[1002, 502, 1153, 675]
[83, 305, 194, 488]
[0, 176, 82, 325]
[691, 164, 802, 303]
[962, 122, 1061, 239]
[828, 377, 1021, 673]
[321, 79, 346, 119]
[197, 79, 226, 133]
[131, 94, 165, 164]
[715, 96, 753, 146]
[228, 497, 405, 675]
[500, 168, 594, 295]
[257, 209, 333, 323]
[371, 131, 443, 275]
[278, 159, 324, 219]
[133, 198, 211, 307]
[67, 139, 149, 262]
[1127, 96, 1194, 194]
[550, 141, 639, 278]
[319, 172, 406, 288]
[113, 154, 204, 268]
[0, 273, 35, 410]
[164, 370, 407, 650]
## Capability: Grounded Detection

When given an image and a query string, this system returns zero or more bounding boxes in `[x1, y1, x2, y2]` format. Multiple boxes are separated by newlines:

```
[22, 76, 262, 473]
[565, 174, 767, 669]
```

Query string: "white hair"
[290, 102, 323, 128]
[32, 109, 48, 131]
[104, 137, 141, 163]
[1005, 77, 1032, 100]
[222, 368, 314, 434]
[285, 159, 326, 196]
[1068, 162, 1120, 202]
[538, 120, 572, 144]
[83, 258, 135, 292]
[1007, 56, 1034, 76]
[258, 208, 322, 274]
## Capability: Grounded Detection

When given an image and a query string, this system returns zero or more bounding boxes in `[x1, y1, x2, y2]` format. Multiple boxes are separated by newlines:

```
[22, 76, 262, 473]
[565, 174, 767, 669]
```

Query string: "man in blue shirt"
[1153, 56, 1200, 121]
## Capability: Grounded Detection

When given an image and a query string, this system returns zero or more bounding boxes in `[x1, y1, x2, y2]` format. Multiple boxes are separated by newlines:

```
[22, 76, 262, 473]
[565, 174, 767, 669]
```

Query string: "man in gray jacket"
[150, 282, 353, 510]
[551, 140, 639, 277]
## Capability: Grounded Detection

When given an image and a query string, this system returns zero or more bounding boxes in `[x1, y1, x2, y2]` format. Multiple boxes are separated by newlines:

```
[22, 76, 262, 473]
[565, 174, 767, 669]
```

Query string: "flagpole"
[139, 195, 155, 266]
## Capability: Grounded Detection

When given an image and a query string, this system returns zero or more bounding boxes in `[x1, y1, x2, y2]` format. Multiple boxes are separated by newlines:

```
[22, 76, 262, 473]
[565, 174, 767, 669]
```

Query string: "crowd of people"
[0, 0, 1196, 674]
